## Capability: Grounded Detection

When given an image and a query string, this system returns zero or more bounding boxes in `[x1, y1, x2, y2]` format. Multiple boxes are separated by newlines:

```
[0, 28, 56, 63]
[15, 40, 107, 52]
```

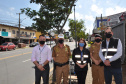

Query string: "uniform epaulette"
[64, 44, 69, 47]
[52, 45, 57, 50]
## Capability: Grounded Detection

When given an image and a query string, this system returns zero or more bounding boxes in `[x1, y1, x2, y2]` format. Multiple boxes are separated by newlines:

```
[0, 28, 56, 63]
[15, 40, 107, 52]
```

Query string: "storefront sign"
[2, 32, 8, 36]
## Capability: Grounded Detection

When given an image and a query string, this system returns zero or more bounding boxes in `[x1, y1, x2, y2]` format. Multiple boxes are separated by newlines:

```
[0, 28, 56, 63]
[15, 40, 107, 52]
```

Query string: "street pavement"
[0, 42, 93, 84]
[0, 45, 54, 84]
[0, 42, 75, 84]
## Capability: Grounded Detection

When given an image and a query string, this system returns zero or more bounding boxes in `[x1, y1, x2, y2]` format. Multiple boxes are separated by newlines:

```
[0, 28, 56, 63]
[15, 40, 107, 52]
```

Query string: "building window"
[33, 33, 34, 36]
[22, 32, 24, 34]
[2, 29, 6, 32]
[17, 31, 19, 34]
[12, 30, 15, 34]
[30, 33, 32, 36]
[25, 32, 27, 35]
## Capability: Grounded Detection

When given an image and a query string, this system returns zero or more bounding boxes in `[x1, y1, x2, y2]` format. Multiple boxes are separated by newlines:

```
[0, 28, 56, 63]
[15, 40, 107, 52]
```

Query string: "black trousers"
[75, 70, 88, 84]
[35, 64, 50, 84]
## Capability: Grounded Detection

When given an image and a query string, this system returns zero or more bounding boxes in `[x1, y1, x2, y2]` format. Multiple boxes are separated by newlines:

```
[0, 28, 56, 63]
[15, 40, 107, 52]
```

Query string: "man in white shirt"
[31, 35, 52, 84]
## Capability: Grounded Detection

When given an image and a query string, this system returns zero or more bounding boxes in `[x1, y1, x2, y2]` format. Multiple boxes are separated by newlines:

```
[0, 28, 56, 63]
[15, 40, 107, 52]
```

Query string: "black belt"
[54, 61, 69, 67]
[92, 62, 104, 66]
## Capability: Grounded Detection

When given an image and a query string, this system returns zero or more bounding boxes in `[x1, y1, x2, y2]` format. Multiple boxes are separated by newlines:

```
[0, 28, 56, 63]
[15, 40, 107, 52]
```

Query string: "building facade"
[107, 11, 126, 27]
[93, 17, 108, 29]
[0, 24, 36, 45]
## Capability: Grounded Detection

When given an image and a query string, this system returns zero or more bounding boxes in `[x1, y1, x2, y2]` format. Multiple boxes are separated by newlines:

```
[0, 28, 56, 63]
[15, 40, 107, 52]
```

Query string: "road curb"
[16, 46, 30, 49]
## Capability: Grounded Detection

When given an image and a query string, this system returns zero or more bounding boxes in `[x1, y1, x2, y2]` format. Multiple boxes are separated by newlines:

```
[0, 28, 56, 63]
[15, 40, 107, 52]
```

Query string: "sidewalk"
[68, 64, 92, 84]
[85, 65, 92, 84]
[16, 44, 29, 49]
[69, 65, 116, 84]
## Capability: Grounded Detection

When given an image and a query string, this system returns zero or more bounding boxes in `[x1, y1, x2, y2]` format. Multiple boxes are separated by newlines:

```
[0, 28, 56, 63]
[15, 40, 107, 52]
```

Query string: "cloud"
[106, 1, 110, 4]
[78, 5, 82, 8]
[105, 6, 126, 16]
[91, 4, 103, 15]
[28, 3, 40, 11]
[84, 15, 95, 22]
[9, 7, 15, 11]
[69, 13, 94, 34]
[0, 8, 2, 11]
[64, 25, 70, 31]
[69, 12, 84, 20]
[84, 15, 95, 34]
[85, 24, 93, 34]
[92, 0, 96, 2]
[6, 11, 16, 18]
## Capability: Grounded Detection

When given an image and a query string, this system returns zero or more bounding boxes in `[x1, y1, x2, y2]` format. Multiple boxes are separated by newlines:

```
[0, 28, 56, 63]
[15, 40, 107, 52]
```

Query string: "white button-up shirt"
[31, 44, 52, 64]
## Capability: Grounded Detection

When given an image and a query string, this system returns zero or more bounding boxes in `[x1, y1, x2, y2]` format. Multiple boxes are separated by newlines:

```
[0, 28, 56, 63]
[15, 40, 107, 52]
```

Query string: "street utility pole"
[16, 13, 21, 43]
[73, 4, 77, 48]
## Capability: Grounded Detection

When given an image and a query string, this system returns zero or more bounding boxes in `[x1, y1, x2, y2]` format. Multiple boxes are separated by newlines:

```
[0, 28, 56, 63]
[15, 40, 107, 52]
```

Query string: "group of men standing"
[31, 26, 123, 84]
[31, 33, 71, 84]
[90, 27, 122, 84]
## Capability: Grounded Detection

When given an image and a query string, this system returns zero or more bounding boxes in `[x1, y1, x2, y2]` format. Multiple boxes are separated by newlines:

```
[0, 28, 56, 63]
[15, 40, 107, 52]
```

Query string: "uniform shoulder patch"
[64, 44, 69, 51]
[91, 44, 95, 48]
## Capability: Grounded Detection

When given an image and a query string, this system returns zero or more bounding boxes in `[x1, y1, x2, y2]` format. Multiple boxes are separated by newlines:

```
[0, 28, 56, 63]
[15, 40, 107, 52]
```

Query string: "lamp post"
[73, 4, 77, 48]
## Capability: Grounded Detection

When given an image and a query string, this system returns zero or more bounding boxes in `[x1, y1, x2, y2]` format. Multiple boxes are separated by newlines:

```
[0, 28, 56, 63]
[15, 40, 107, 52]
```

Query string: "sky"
[0, 0, 126, 34]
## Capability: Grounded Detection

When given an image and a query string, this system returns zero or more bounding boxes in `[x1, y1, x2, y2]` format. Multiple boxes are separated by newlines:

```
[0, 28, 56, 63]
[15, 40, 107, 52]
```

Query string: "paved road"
[0, 42, 75, 84]
[0, 46, 54, 84]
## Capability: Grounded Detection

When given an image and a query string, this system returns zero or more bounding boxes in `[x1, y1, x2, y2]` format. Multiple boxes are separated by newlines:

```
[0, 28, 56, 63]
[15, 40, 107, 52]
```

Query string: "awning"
[20, 37, 35, 39]
[0, 36, 15, 38]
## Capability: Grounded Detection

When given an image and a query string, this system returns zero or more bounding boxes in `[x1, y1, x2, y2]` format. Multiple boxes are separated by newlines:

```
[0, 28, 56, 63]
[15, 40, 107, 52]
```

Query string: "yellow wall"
[54, 34, 58, 39]
[35, 32, 42, 42]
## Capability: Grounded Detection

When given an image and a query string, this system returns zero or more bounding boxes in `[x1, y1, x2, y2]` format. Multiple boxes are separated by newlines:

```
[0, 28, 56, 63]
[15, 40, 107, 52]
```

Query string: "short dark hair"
[105, 26, 112, 32]
[39, 34, 45, 38]
[78, 38, 87, 48]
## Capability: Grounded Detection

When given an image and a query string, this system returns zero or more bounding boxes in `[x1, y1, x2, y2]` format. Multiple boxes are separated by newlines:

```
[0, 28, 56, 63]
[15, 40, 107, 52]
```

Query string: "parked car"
[0, 42, 16, 51]
[29, 42, 39, 47]
[46, 41, 55, 45]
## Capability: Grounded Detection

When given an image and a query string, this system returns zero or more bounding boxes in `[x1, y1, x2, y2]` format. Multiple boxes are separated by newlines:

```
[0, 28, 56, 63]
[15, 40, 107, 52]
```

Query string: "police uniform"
[90, 42, 104, 84]
[52, 34, 71, 84]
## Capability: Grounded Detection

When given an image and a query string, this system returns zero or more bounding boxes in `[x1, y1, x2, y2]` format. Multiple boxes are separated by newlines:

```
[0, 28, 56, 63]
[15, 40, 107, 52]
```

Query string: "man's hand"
[79, 65, 84, 68]
[82, 63, 87, 68]
[104, 60, 111, 66]
[98, 59, 102, 63]
[79, 63, 87, 68]
[94, 60, 100, 65]
[37, 65, 45, 71]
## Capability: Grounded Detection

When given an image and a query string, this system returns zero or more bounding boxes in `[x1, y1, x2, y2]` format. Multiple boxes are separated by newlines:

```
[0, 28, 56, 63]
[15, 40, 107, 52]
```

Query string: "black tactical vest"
[102, 38, 121, 68]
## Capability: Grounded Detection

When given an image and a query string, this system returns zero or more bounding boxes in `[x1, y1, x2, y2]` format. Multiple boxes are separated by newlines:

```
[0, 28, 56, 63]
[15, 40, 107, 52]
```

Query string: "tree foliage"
[68, 19, 88, 40]
[21, 0, 77, 34]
